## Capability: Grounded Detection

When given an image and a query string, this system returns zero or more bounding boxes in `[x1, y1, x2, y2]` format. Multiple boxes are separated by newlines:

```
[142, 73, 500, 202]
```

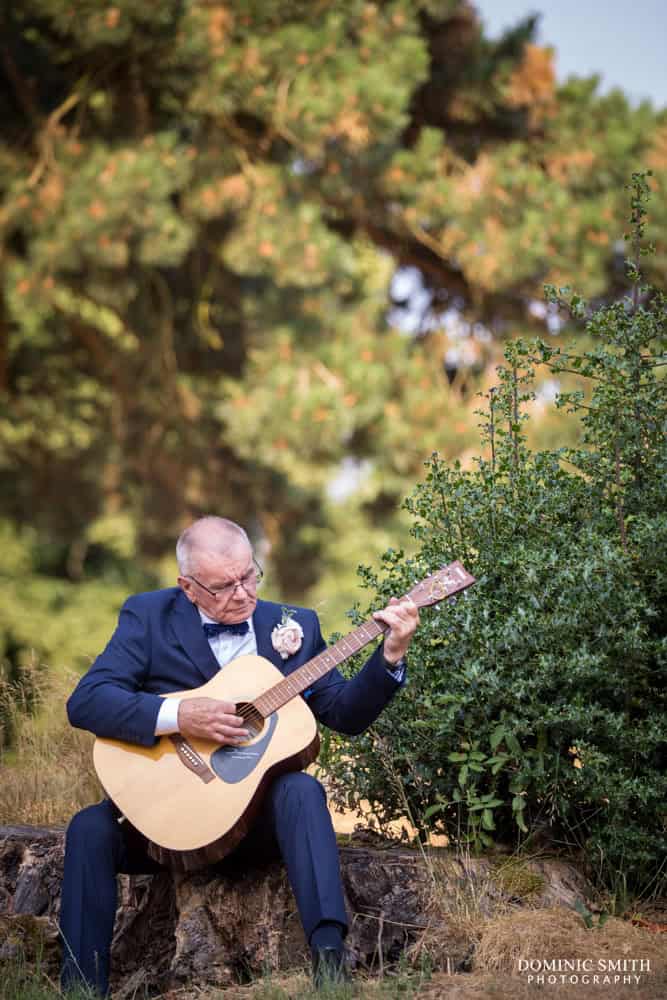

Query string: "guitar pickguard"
[209, 712, 278, 784]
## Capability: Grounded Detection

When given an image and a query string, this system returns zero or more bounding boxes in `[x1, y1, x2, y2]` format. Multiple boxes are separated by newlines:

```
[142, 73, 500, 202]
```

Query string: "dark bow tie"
[202, 620, 250, 639]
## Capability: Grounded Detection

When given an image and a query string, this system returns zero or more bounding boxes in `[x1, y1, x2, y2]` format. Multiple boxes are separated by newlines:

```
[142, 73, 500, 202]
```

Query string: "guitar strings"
[237, 702, 264, 733]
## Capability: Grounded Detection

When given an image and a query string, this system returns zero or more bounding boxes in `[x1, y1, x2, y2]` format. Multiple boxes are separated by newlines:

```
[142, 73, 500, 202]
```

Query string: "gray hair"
[176, 517, 250, 576]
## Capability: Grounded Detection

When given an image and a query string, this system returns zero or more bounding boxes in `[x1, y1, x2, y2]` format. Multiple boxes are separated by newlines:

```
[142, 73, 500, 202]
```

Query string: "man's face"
[178, 539, 259, 623]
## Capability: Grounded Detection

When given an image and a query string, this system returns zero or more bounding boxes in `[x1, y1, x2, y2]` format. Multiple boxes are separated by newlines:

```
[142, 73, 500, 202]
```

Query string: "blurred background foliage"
[1, 0, 666, 686]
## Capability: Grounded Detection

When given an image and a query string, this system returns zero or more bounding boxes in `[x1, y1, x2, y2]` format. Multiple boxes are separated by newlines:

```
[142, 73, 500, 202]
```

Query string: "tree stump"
[0, 824, 593, 995]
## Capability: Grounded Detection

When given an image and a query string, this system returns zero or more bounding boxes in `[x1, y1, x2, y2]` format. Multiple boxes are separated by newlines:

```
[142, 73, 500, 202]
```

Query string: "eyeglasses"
[188, 559, 263, 605]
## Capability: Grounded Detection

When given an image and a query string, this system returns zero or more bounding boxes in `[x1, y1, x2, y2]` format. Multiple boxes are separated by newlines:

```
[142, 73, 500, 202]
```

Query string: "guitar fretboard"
[253, 618, 388, 717]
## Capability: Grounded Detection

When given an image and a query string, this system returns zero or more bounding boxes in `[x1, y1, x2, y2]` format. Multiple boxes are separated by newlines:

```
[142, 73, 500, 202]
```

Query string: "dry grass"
[403, 844, 568, 970]
[0, 663, 101, 827]
[167, 909, 666, 999]
[396, 847, 667, 998]
[405, 852, 495, 970]
[474, 906, 667, 999]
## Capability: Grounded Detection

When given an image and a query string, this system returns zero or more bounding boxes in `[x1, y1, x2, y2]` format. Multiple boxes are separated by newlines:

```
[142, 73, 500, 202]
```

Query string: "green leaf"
[423, 801, 447, 821]
[574, 898, 594, 929]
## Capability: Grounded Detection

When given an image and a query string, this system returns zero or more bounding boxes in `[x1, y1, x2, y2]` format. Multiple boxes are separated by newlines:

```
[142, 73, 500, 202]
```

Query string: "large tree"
[1, 1, 665, 670]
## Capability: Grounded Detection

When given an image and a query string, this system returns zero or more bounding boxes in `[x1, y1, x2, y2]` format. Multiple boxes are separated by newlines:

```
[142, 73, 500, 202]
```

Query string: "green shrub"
[322, 174, 667, 894]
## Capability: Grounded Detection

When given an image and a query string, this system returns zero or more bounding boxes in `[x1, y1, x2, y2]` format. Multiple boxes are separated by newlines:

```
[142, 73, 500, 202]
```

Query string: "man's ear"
[178, 576, 196, 603]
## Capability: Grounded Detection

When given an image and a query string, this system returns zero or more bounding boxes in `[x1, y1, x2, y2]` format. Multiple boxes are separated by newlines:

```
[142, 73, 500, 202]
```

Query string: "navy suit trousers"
[60, 772, 347, 995]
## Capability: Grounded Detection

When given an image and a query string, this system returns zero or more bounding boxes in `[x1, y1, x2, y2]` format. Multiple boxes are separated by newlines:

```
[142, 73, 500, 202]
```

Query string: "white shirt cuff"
[383, 657, 406, 684]
[155, 697, 182, 735]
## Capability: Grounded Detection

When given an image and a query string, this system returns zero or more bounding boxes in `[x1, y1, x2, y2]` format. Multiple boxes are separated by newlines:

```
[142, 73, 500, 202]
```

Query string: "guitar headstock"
[406, 561, 476, 609]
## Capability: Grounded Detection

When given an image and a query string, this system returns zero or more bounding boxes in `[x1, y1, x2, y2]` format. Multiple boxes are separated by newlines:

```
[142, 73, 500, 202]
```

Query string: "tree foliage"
[1, 2, 666, 674]
[322, 175, 667, 892]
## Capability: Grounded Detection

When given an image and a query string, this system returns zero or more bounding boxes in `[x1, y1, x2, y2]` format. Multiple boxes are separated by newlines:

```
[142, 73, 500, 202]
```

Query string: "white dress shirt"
[154, 610, 256, 734]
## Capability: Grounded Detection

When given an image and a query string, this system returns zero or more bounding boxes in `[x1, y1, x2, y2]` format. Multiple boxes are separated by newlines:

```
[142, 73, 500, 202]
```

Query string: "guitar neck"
[252, 560, 476, 718]
[253, 617, 387, 717]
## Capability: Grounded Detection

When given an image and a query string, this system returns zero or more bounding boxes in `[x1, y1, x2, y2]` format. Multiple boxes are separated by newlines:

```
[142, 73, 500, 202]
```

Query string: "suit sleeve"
[302, 611, 405, 736]
[66, 598, 163, 747]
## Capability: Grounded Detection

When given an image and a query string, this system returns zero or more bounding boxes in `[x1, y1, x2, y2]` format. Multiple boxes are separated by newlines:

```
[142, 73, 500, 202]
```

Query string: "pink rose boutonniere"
[271, 608, 304, 660]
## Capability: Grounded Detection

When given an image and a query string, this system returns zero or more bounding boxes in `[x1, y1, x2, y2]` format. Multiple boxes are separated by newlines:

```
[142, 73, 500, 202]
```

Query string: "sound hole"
[236, 701, 264, 739]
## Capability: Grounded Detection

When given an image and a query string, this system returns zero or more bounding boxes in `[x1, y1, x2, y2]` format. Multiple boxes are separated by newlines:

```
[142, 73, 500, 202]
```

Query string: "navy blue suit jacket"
[67, 590, 404, 747]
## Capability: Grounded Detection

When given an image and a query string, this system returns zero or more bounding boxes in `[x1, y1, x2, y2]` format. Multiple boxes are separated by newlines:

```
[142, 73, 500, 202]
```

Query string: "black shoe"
[311, 945, 349, 989]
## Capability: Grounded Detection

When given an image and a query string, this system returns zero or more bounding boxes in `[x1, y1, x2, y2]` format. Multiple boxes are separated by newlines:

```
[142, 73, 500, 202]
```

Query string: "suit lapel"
[170, 595, 291, 683]
[253, 599, 284, 668]
[170, 590, 221, 684]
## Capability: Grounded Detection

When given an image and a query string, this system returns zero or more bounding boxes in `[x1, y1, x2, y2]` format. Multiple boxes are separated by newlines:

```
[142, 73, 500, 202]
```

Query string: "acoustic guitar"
[93, 561, 475, 872]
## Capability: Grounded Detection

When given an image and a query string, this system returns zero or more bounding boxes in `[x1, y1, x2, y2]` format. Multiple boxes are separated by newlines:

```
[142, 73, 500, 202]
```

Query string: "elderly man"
[60, 517, 418, 993]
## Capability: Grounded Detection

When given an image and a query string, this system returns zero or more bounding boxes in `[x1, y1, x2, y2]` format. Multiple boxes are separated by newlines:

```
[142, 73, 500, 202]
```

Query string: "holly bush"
[321, 174, 666, 894]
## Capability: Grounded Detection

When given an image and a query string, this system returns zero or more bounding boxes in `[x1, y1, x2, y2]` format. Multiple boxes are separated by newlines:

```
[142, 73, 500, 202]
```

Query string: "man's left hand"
[372, 596, 419, 665]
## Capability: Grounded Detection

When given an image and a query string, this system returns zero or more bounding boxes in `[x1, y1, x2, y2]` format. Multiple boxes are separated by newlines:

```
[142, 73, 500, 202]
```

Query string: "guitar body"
[93, 654, 319, 873]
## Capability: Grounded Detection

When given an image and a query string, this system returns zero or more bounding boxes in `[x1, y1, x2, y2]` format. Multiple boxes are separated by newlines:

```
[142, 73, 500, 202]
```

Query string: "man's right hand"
[177, 698, 249, 744]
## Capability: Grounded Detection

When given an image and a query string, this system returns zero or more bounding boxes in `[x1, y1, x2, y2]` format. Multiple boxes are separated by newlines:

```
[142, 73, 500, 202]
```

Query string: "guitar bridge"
[169, 734, 215, 783]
